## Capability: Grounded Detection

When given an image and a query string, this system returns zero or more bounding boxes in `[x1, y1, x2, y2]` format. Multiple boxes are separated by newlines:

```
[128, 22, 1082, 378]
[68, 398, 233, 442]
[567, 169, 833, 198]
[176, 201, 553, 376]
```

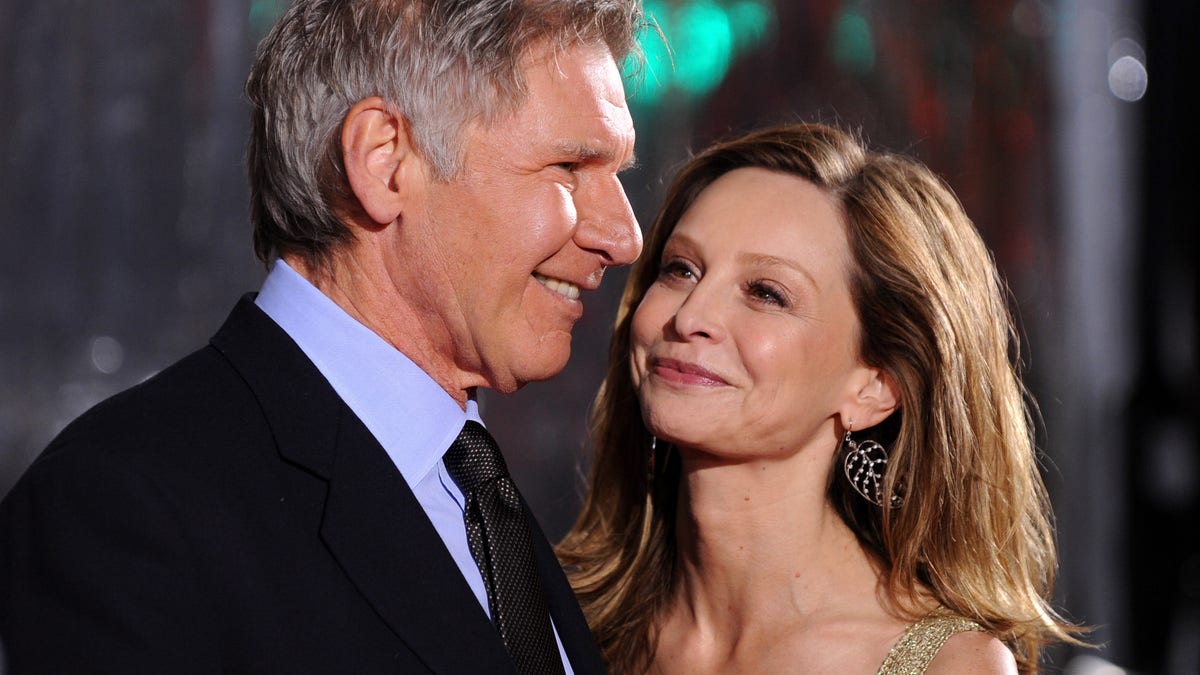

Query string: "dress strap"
[876, 614, 986, 675]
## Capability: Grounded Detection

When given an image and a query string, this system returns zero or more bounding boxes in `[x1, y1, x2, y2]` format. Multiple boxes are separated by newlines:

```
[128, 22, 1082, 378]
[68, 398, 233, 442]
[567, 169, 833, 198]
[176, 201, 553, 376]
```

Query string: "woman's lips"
[651, 357, 729, 386]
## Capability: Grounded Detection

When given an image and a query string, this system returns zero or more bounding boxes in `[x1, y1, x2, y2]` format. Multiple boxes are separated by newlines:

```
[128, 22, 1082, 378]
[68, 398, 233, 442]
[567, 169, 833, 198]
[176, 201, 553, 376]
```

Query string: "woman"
[558, 123, 1082, 674]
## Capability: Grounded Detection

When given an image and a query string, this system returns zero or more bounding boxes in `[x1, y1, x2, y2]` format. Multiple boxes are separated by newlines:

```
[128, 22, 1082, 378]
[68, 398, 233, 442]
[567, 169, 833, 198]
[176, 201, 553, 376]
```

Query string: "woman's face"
[630, 167, 869, 460]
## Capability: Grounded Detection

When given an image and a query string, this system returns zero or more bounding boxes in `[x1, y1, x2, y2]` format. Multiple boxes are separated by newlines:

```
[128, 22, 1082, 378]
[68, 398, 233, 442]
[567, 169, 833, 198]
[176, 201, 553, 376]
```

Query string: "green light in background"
[625, 0, 673, 105]
[248, 0, 288, 37]
[727, 0, 773, 51]
[626, 0, 774, 105]
[673, 0, 734, 97]
[832, 5, 875, 74]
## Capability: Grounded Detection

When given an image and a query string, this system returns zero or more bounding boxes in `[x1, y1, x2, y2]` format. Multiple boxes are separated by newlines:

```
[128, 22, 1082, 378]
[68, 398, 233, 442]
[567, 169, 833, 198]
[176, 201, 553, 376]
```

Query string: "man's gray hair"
[245, 0, 645, 270]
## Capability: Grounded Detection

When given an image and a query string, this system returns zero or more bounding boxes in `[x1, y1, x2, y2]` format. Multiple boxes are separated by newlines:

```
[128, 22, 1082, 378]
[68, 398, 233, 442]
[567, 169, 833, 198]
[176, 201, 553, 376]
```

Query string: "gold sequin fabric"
[876, 614, 986, 675]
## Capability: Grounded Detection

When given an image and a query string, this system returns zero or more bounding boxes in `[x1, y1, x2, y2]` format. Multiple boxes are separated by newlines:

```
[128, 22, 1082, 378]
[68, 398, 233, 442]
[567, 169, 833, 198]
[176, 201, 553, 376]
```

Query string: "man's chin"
[500, 344, 573, 392]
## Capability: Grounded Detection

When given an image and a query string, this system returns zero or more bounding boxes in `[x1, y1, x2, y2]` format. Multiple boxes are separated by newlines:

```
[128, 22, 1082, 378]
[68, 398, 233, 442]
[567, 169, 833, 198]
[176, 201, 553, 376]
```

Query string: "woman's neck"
[667, 449, 883, 643]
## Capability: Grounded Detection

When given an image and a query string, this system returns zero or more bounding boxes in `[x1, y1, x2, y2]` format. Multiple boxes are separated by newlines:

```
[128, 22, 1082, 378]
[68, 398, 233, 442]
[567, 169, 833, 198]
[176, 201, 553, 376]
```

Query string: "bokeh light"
[832, 6, 875, 74]
[673, 1, 734, 96]
[1108, 54, 1148, 102]
[626, 0, 775, 105]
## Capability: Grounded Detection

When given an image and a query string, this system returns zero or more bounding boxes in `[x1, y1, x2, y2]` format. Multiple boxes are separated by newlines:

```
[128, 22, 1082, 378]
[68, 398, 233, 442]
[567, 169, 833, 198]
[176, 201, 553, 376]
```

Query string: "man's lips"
[650, 357, 729, 386]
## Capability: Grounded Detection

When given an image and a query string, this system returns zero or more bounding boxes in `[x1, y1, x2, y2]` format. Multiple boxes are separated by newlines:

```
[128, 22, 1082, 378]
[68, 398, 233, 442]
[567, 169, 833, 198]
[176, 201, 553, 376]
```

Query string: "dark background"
[1, 1, 1195, 673]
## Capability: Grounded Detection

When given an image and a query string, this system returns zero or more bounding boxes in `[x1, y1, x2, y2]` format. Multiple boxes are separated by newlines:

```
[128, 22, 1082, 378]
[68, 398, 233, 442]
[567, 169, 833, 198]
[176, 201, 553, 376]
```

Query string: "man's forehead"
[464, 42, 634, 163]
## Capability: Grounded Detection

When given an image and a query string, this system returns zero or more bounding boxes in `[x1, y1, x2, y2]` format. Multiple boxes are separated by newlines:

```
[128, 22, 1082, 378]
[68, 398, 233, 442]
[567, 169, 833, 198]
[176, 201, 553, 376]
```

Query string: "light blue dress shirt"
[255, 259, 573, 673]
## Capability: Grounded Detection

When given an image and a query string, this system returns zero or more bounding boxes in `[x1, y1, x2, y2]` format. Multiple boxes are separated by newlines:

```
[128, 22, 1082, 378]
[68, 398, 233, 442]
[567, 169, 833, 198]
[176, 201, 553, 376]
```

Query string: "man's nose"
[575, 174, 642, 267]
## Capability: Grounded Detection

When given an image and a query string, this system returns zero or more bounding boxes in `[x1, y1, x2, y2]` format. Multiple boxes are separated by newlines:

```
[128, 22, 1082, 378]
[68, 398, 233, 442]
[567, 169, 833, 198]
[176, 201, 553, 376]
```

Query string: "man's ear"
[341, 96, 418, 226]
[841, 368, 900, 431]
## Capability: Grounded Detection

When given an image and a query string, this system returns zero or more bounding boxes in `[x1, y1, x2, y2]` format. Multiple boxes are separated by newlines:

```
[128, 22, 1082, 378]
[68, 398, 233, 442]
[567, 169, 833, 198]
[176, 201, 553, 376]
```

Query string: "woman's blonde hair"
[557, 123, 1082, 673]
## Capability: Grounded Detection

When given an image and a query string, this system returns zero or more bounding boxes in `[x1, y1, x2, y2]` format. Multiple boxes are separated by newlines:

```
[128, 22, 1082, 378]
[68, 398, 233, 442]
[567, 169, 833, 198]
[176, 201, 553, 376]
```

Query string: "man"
[0, 0, 643, 672]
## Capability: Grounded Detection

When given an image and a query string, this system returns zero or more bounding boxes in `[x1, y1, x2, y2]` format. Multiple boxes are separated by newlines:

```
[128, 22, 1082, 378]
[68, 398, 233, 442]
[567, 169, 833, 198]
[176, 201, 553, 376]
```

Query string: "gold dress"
[876, 614, 986, 675]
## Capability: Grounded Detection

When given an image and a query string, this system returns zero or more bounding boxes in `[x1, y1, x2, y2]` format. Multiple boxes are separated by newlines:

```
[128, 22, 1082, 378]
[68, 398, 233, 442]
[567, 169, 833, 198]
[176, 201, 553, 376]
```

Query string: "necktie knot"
[443, 420, 510, 493]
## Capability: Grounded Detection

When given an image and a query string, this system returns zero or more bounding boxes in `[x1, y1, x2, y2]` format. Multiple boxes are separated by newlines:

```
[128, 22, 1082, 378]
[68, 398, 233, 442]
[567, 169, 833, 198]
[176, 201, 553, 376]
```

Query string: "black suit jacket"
[0, 297, 604, 674]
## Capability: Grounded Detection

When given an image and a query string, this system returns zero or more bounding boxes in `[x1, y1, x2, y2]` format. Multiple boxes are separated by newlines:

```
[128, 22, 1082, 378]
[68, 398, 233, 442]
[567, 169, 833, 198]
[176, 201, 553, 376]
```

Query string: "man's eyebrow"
[555, 143, 638, 171]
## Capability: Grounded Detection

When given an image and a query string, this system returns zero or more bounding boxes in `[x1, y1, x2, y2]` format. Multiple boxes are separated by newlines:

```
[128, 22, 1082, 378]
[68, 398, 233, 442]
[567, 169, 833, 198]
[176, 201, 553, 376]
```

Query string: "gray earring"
[841, 428, 901, 508]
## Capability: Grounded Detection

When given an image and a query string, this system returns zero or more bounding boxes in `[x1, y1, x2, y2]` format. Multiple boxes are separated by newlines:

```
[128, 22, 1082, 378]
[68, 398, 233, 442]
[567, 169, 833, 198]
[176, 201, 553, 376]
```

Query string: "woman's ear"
[341, 96, 418, 226]
[842, 368, 900, 431]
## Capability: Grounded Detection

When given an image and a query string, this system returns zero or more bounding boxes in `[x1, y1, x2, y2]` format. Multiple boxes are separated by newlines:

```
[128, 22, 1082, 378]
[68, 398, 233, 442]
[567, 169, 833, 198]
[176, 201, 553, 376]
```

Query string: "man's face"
[391, 41, 640, 394]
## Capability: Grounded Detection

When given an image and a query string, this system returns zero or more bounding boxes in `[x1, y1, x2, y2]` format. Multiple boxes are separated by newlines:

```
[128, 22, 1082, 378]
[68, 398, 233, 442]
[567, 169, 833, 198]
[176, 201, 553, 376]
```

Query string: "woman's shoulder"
[878, 613, 1016, 675]
[923, 629, 1016, 674]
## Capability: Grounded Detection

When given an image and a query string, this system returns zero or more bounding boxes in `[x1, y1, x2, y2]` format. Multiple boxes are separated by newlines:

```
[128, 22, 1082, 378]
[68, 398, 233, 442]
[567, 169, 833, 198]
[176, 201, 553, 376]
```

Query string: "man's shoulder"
[21, 349, 243, 478]
[19, 294, 337, 492]
[44, 296, 294, 463]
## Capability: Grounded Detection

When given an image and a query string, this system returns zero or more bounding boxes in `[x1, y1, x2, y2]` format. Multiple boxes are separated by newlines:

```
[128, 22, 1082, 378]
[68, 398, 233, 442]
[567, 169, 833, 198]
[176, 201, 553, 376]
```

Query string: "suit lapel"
[211, 297, 516, 674]
[527, 514, 607, 675]
[322, 415, 515, 673]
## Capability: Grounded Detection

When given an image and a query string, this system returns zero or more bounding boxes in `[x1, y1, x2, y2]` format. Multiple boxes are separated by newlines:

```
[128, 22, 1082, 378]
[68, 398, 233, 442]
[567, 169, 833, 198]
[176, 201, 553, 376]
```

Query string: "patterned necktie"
[443, 421, 566, 675]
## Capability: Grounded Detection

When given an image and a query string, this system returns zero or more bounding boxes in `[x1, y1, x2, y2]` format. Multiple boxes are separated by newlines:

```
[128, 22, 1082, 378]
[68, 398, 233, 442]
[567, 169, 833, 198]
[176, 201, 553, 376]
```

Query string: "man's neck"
[283, 252, 477, 408]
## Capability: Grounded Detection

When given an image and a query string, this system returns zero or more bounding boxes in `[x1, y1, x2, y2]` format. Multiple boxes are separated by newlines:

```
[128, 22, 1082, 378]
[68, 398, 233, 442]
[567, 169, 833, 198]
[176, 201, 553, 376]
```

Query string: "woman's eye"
[659, 260, 696, 281]
[748, 281, 787, 307]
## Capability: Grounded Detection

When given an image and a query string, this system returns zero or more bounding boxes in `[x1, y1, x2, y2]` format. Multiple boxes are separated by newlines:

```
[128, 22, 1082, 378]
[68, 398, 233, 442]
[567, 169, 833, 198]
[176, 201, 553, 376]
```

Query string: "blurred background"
[1, 0, 1195, 672]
